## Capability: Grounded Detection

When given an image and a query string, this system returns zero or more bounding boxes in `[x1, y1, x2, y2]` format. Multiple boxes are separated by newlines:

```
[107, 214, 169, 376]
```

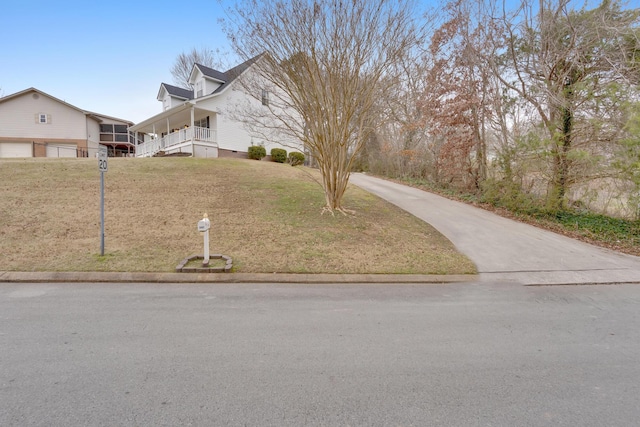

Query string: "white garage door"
[0, 142, 32, 158]
[46, 144, 78, 158]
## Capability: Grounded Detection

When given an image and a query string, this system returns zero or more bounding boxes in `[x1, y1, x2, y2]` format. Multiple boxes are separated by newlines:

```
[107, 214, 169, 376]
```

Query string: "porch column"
[152, 124, 156, 139]
[190, 106, 195, 155]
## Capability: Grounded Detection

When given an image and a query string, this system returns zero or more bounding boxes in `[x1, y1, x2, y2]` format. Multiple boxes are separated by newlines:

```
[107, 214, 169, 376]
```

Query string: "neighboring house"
[0, 87, 135, 158]
[131, 55, 301, 158]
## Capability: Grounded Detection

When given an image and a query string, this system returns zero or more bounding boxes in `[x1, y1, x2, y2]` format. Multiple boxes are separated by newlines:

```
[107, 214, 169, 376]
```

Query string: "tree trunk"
[550, 78, 574, 211]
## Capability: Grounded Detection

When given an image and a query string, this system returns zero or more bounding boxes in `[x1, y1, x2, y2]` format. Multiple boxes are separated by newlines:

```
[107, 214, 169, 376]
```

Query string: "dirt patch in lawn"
[0, 157, 475, 274]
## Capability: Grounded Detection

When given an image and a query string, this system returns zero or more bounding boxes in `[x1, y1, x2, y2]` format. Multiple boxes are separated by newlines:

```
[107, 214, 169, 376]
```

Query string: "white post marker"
[197, 213, 211, 266]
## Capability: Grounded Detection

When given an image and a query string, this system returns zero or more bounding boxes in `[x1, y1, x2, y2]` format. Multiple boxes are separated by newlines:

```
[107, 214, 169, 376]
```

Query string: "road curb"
[0, 271, 478, 284]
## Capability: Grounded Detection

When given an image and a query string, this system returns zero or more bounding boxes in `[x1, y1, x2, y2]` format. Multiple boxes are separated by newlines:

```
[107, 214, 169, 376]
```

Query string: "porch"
[135, 126, 217, 158]
[130, 102, 219, 158]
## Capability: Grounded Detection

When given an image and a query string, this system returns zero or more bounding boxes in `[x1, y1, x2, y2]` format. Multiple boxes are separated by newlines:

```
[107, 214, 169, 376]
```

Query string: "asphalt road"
[350, 174, 640, 285]
[2, 281, 640, 426]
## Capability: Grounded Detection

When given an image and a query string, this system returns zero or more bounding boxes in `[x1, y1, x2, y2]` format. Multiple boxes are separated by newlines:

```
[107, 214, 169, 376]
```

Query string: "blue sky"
[0, 0, 236, 123]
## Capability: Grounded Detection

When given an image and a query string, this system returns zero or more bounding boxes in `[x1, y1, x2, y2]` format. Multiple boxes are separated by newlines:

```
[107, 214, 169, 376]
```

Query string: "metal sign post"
[98, 147, 108, 256]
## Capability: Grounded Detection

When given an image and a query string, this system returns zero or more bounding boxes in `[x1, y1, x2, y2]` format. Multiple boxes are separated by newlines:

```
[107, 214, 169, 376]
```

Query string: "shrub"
[248, 145, 266, 160]
[270, 148, 287, 163]
[288, 152, 305, 166]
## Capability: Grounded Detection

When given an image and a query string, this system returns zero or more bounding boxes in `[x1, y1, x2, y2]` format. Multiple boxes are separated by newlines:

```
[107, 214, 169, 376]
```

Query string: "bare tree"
[171, 47, 228, 89]
[415, 0, 499, 191]
[485, 0, 640, 210]
[221, 0, 423, 213]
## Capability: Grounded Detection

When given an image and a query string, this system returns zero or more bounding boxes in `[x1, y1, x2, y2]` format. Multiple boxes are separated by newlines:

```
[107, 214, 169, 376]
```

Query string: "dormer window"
[196, 81, 203, 98]
[261, 90, 269, 107]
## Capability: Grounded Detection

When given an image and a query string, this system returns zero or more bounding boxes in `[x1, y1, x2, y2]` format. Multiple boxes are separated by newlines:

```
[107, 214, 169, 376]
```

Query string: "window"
[261, 90, 269, 106]
[35, 113, 52, 124]
[196, 81, 203, 98]
[194, 117, 209, 128]
[100, 122, 131, 144]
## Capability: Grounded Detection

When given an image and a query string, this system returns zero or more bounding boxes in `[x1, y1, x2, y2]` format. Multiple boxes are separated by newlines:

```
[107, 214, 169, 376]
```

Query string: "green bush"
[288, 152, 305, 166]
[270, 148, 287, 163]
[248, 145, 266, 160]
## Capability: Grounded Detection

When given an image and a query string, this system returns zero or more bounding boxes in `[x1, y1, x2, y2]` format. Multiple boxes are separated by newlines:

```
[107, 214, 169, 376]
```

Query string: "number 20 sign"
[98, 149, 108, 172]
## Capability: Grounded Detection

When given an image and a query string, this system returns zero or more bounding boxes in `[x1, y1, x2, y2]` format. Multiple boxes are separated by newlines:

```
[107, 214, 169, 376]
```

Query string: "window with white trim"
[261, 89, 269, 107]
[39, 113, 47, 123]
[194, 117, 209, 128]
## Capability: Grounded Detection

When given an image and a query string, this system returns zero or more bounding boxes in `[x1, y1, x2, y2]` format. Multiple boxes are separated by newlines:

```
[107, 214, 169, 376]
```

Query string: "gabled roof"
[0, 87, 88, 115]
[132, 54, 267, 131]
[211, 53, 264, 95]
[185, 53, 265, 97]
[157, 83, 194, 101]
[0, 87, 132, 124]
[194, 63, 228, 83]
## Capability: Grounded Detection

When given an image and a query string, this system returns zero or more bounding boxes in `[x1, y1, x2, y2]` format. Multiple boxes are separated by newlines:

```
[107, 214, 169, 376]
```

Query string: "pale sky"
[0, 0, 236, 123]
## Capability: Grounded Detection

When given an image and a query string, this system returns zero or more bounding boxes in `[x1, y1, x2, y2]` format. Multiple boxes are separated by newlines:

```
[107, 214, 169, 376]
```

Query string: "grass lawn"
[0, 157, 476, 274]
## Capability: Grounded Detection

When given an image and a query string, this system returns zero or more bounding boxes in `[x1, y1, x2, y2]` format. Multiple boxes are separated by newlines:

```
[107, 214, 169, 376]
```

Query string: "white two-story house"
[131, 55, 302, 158]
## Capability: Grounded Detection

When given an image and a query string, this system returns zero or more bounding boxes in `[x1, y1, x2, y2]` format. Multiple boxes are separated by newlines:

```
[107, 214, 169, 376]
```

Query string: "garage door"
[46, 144, 78, 158]
[0, 142, 32, 158]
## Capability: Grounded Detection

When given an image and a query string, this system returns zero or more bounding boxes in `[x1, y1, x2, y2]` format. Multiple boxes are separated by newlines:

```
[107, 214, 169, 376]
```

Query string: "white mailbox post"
[197, 213, 211, 266]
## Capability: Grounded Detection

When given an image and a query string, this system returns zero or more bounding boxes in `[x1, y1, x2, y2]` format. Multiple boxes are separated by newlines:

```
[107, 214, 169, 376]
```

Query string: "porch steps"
[152, 150, 191, 158]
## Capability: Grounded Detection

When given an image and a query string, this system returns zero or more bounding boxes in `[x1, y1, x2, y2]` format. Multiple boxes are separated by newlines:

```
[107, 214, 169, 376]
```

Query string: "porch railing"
[136, 126, 217, 157]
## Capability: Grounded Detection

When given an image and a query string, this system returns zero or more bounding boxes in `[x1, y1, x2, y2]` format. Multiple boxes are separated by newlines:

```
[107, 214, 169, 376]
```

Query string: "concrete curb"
[0, 271, 478, 284]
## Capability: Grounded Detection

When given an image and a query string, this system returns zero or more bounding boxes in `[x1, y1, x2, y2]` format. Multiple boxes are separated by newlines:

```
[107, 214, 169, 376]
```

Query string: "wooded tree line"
[359, 0, 640, 218]
[217, 0, 639, 216]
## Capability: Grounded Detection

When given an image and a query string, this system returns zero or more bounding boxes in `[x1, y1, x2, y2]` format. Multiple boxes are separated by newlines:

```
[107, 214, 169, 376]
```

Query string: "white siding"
[86, 118, 101, 155]
[171, 96, 186, 109]
[211, 89, 255, 153]
[204, 79, 223, 95]
[193, 144, 218, 158]
[0, 92, 87, 140]
[211, 79, 304, 155]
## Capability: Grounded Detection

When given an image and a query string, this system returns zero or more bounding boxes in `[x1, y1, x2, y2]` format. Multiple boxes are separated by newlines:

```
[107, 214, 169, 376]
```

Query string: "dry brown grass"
[0, 158, 476, 274]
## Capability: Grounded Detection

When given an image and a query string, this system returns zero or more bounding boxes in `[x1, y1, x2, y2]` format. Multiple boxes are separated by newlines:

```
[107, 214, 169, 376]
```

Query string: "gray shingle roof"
[194, 63, 228, 83]
[162, 83, 194, 100]
[211, 54, 264, 95]
[157, 54, 265, 102]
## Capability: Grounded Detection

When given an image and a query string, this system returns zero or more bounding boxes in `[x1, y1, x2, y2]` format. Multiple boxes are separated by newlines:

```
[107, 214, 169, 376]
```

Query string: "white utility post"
[197, 213, 211, 266]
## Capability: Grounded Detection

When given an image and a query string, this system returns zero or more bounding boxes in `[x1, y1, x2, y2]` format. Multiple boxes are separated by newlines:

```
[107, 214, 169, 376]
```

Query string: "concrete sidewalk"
[350, 174, 640, 285]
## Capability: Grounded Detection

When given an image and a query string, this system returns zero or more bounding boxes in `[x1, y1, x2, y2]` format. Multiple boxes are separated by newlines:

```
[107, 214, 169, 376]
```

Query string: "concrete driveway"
[350, 173, 640, 285]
